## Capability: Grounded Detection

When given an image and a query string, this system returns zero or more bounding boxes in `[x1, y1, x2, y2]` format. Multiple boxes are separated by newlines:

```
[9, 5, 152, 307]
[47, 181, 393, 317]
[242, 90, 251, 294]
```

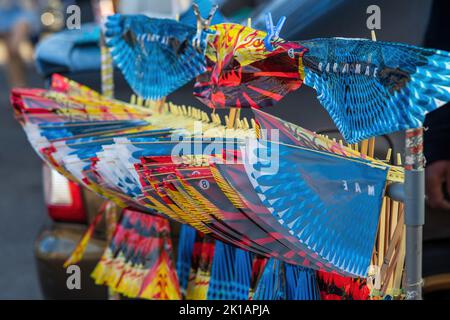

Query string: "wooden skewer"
[393, 218, 406, 292]
[384, 198, 391, 256]
[388, 207, 404, 288]
[370, 28, 388, 295]
[396, 153, 402, 166]
[381, 238, 402, 294]
[243, 117, 250, 130]
[377, 197, 387, 270]
[204, 112, 210, 123]
[368, 137, 376, 158]
[371, 29, 377, 41]
[382, 152, 405, 294]
[367, 131, 406, 295]
[374, 146, 395, 270]
[157, 97, 166, 113]
[390, 199, 400, 239]
[392, 153, 405, 290]
[227, 110, 237, 129]
[366, 31, 377, 159]
[361, 140, 369, 156]
[213, 113, 219, 125]
[216, 114, 223, 126]
[385, 148, 392, 163]
[380, 208, 404, 283]
[225, 115, 230, 128]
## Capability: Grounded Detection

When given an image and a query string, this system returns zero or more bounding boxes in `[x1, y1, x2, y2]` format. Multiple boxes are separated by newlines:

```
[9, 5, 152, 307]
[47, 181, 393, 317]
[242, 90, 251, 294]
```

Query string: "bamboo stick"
[384, 199, 391, 256]
[381, 153, 405, 295]
[393, 221, 406, 293]
[381, 239, 402, 294]
[372, 139, 396, 292]
[392, 154, 406, 292]
[377, 197, 387, 270]
[385, 148, 392, 163]
[366, 28, 376, 161]
[368, 137, 376, 158]
[361, 139, 369, 155]
[224, 114, 229, 125]
[371, 29, 377, 41]
[390, 200, 400, 238]
[380, 208, 404, 287]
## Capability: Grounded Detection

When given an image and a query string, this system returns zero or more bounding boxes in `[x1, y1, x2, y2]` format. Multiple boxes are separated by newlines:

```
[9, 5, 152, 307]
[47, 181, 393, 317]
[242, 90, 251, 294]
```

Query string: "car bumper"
[34, 222, 108, 299]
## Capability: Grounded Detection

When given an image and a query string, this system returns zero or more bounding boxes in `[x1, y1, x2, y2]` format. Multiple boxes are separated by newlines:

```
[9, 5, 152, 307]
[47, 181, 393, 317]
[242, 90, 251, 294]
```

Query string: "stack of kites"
[10, 6, 450, 300]
[92, 208, 181, 299]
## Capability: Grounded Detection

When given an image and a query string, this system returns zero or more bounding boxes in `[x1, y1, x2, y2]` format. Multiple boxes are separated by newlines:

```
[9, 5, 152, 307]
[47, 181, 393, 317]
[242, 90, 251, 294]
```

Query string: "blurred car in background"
[36, 164, 107, 299]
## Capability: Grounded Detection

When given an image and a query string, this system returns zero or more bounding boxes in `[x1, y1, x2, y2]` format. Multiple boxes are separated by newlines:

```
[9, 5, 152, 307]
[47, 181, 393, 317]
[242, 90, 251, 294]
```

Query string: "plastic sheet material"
[299, 38, 450, 142]
[11, 75, 398, 278]
[105, 14, 213, 100]
[185, 232, 215, 300]
[252, 258, 286, 300]
[194, 23, 307, 109]
[317, 270, 370, 300]
[243, 140, 389, 276]
[176, 224, 197, 297]
[207, 240, 256, 300]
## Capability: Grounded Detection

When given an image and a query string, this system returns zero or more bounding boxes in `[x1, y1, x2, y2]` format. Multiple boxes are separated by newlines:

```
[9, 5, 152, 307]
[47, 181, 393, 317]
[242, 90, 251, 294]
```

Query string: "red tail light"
[42, 164, 87, 223]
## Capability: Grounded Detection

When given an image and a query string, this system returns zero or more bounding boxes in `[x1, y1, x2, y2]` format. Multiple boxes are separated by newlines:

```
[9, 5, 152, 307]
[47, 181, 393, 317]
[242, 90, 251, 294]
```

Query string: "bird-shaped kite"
[104, 4, 218, 100]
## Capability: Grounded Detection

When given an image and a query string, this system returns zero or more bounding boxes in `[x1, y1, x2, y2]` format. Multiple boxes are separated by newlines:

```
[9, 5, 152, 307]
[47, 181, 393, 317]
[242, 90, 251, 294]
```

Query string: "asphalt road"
[0, 67, 47, 299]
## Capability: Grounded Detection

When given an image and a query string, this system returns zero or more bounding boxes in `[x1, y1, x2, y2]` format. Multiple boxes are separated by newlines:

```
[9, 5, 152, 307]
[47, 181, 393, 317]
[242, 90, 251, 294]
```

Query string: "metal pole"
[404, 127, 425, 300]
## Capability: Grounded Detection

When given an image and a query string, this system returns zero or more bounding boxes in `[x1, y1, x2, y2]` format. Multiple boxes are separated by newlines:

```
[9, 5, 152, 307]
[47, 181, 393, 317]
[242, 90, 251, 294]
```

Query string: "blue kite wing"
[105, 14, 210, 100]
[245, 142, 389, 276]
[299, 38, 450, 143]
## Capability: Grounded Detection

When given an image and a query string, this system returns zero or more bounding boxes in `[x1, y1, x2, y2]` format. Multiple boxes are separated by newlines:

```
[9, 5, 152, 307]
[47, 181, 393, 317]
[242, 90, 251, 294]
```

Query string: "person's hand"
[426, 160, 450, 210]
